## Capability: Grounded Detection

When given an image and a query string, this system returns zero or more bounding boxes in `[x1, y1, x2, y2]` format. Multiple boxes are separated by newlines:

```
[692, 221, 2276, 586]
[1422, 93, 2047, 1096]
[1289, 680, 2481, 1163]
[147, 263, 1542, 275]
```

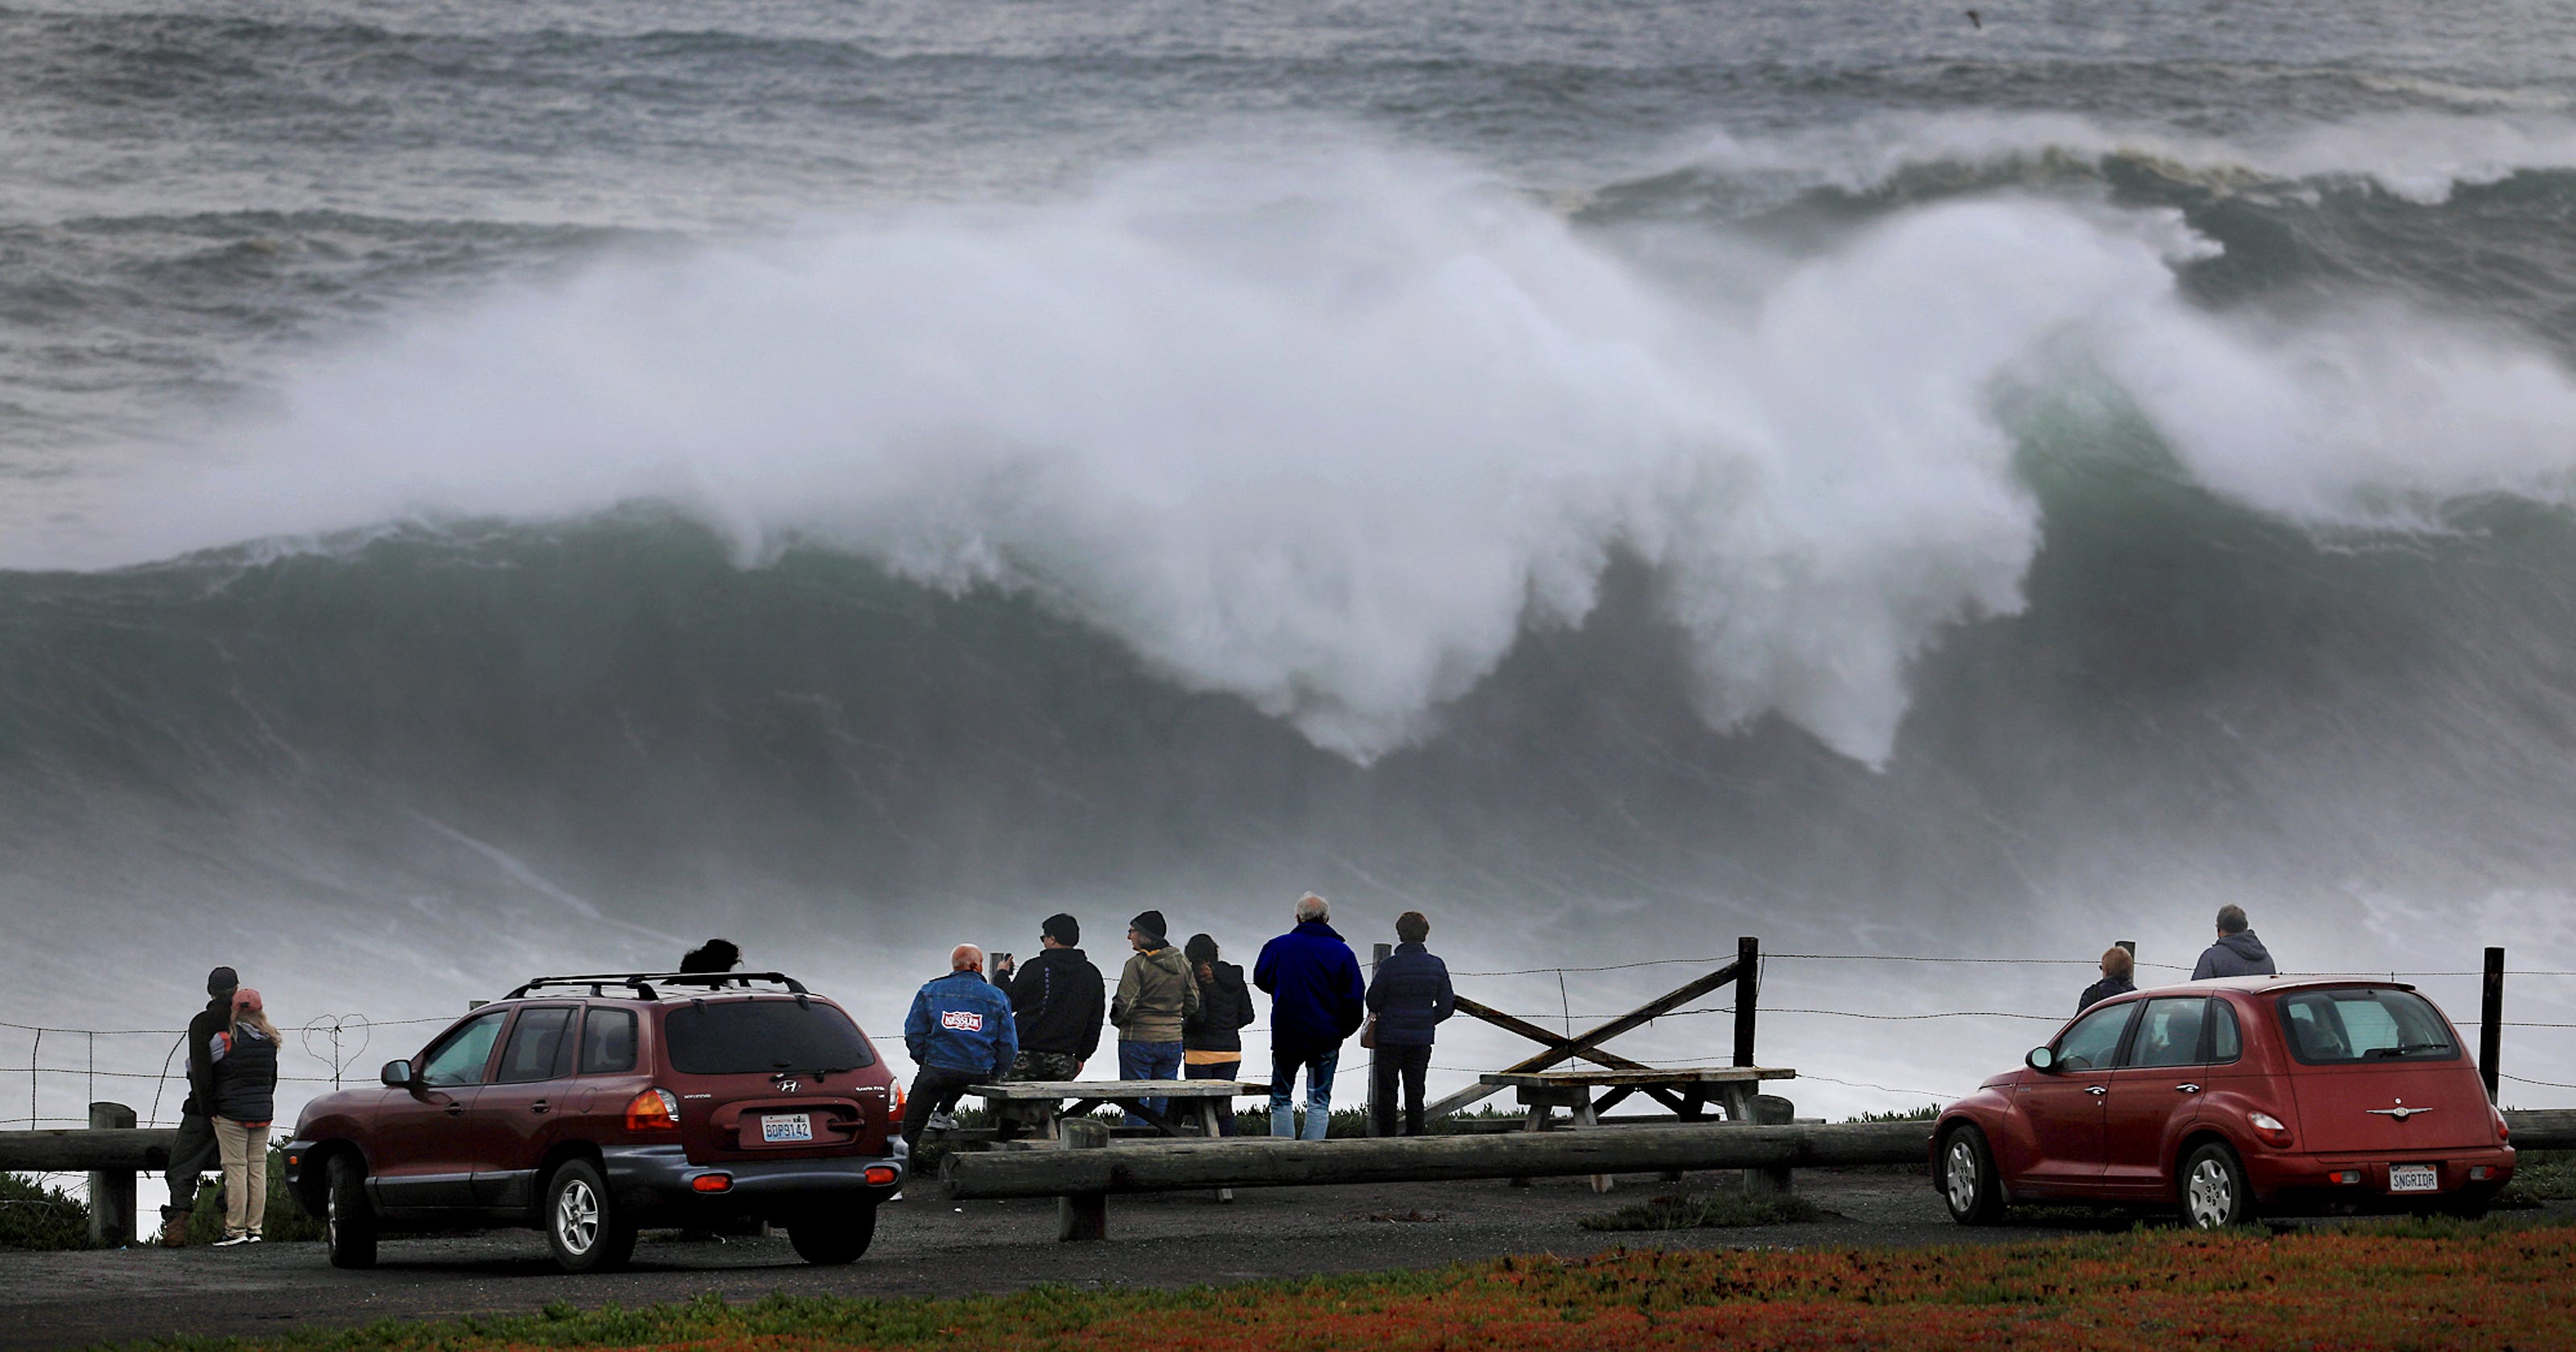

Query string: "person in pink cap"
[207, 987, 281, 1246]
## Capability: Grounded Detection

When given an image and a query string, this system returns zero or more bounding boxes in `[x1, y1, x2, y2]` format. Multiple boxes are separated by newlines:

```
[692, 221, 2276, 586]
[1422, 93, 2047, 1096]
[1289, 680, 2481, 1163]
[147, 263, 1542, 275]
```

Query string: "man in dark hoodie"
[1110, 909, 1197, 1124]
[992, 913, 1105, 1080]
[159, 966, 238, 1247]
[2191, 905, 2278, 979]
[1254, 893, 1366, 1140]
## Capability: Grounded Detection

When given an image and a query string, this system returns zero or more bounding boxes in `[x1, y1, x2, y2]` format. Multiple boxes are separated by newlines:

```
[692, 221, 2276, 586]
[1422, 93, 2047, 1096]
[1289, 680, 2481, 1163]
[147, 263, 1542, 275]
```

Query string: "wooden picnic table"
[1480, 1066, 1798, 1192]
[964, 1079, 1270, 1143]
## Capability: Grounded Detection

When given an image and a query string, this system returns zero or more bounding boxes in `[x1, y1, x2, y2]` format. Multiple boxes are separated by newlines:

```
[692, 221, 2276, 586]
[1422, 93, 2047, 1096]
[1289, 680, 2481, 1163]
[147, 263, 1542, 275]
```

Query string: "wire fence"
[2, 948, 2567, 1133]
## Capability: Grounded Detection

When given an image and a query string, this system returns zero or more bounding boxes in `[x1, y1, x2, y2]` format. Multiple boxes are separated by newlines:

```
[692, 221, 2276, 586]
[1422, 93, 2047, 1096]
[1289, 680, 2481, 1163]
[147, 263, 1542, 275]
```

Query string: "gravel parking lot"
[0, 1166, 2021, 1349]
[9, 1168, 2542, 1350]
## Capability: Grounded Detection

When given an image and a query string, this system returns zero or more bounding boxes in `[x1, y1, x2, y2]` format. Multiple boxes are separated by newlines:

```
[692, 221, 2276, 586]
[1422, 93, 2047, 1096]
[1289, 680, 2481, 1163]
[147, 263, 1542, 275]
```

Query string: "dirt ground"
[0, 1168, 2525, 1350]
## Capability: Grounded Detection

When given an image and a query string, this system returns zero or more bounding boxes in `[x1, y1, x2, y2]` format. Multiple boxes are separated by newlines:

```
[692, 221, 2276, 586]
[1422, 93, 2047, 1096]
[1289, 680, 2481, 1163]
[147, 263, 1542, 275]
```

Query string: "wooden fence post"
[2480, 946, 2504, 1103]
[1366, 942, 1391, 1136]
[87, 1102, 136, 1247]
[1732, 938, 1760, 1068]
[1742, 1094, 1794, 1194]
[1056, 1119, 1110, 1241]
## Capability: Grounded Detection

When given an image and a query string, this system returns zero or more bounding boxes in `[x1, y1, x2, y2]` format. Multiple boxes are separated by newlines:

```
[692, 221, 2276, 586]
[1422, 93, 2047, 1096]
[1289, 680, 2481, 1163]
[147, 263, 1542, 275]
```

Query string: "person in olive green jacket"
[1110, 909, 1199, 1124]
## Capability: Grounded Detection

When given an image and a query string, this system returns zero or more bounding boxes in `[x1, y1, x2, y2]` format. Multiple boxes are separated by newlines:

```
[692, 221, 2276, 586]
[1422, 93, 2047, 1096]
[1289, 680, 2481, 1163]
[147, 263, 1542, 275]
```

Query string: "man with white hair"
[1253, 892, 1367, 1140]
[899, 943, 1018, 1157]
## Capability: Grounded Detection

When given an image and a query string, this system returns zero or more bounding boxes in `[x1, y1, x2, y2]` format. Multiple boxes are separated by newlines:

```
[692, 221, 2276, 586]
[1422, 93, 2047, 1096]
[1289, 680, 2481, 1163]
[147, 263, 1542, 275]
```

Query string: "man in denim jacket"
[901, 945, 1018, 1156]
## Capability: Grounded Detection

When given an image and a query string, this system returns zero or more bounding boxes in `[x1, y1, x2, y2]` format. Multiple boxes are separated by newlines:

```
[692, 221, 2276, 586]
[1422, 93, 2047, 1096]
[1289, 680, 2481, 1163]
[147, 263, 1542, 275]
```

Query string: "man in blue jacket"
[901, 944, 1018, 1156]
[1253, 893, 1367, 1140]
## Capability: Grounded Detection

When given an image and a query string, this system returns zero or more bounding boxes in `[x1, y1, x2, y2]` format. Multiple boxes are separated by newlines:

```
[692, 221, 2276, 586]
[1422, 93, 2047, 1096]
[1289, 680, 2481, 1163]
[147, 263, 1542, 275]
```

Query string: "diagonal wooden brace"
[1453, 996, 1653, 1072]
[1424, 960, 1744, 1122]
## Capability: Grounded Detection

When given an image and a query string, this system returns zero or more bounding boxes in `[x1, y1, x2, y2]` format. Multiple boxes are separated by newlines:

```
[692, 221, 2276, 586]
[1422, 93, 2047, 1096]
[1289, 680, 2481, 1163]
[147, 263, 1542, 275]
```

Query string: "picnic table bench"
[963, 1078, 1270, 1142]
[1481, 1066, 1798, 1192]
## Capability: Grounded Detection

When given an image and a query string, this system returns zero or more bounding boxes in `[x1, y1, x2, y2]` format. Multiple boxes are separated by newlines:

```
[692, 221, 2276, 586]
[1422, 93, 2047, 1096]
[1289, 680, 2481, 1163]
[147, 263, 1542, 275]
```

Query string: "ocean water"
[5, 0, 2576, 1123]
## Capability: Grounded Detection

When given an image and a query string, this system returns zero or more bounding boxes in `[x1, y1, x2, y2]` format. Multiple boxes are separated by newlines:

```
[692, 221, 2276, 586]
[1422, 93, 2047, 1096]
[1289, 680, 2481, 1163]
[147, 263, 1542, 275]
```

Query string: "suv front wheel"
[786, 1205, 877, 1264]
[325, 1152, 378, 1269]
[544, 1160, 638, 1272]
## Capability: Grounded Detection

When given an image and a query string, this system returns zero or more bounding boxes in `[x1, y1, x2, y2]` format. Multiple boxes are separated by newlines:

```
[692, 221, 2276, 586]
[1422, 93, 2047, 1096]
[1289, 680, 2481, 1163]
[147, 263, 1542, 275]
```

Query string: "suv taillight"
[626, 1088, 680, 1131]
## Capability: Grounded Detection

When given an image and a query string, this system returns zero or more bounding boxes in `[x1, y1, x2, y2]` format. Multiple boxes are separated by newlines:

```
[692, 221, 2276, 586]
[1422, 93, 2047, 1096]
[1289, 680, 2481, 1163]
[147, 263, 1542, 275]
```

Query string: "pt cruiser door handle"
[2174, 1083, 2202, 1094]
[2085, 1086, 2107, 1096]
[529, 1100, 551, 1115]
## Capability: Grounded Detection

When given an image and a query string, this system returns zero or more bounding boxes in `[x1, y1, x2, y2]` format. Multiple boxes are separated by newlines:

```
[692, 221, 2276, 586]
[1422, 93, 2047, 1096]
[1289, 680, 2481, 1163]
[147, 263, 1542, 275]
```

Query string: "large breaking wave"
[19, 144, 2576, 770]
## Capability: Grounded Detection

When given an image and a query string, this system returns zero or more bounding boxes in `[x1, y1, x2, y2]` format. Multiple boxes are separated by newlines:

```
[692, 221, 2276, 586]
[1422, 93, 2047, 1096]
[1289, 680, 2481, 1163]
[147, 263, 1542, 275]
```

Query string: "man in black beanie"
[992, 913, 1105, 1085]
[160, 966, 237, 1246]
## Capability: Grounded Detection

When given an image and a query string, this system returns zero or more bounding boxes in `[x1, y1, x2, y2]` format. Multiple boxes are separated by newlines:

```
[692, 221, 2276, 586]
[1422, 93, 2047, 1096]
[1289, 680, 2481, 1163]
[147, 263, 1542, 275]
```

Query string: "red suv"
[282, 972, 903, 1272]
[1934, 977, 2514, 1229]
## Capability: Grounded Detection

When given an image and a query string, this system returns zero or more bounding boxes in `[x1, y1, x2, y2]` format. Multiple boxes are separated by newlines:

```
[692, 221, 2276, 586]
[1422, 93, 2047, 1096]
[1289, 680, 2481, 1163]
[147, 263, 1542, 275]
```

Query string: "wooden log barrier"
[2509, 1108, 2576, 1151]
[0, 1127, 176, 1173]
[947, 1108, 2576, 1202]
[944, 1119, 1937, 1201]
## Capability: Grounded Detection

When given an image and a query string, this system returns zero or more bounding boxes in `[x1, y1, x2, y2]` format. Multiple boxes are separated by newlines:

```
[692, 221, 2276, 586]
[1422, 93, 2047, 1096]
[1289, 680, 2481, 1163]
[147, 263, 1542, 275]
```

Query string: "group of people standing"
[898, 892, 1456, 1154]
[158, 965, 281, 1247]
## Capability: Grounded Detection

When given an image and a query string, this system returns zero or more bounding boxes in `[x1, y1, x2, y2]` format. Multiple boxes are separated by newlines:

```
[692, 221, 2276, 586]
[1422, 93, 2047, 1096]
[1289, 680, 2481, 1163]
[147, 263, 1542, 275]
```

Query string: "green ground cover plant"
[0, 1173, 92, 1250]
[105, 1211, 2576, 1352]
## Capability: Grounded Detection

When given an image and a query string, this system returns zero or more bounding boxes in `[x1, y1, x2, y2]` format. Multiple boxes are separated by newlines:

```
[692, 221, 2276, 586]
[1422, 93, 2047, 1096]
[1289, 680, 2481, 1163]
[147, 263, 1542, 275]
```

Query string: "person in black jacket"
[992, 913, 1105, 1080]
[208, 987, 281, 1245]
[1182, 934, 1257, 1135]
[2079, 945, 2136, 1012]
[1364, 911, 1455, 1137]
[159, 965, 238, 1247]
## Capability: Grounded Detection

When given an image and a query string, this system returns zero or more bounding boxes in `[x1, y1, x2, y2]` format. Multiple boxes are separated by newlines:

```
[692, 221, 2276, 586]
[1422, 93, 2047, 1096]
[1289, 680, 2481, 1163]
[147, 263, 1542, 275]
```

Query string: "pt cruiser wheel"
[544, 1159, 637, 1273]
[1939, 1125, 2006, 1225]
[2182, 1142, 2254, 1230]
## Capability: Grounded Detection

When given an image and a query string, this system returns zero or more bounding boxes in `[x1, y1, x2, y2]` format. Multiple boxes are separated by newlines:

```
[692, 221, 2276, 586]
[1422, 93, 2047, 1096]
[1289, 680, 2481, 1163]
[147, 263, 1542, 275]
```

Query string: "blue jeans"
[1270, 1046, 1338, 1140]
[1117, 1040, 1183, 1123]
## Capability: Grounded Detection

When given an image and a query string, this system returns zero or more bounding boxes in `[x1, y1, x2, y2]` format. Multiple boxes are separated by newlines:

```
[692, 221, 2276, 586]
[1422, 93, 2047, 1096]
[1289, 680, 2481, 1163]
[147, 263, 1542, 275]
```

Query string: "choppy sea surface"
[6, 0, 2576, 1122]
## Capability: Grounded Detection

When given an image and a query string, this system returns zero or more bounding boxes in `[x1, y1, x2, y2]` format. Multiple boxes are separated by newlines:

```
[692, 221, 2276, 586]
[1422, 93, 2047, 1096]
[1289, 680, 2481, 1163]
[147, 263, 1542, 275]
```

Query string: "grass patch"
[2502, 1148, 2576, 1206]
[1580, 1187, 1823, 1230]
[92, 1212, 2576, 1352]
[0, 1173, 93, 1250]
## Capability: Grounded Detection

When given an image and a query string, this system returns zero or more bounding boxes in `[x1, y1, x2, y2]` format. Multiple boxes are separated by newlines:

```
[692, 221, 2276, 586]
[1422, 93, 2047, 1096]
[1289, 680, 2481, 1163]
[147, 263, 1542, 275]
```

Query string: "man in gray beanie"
[160, 966, 238, 1246]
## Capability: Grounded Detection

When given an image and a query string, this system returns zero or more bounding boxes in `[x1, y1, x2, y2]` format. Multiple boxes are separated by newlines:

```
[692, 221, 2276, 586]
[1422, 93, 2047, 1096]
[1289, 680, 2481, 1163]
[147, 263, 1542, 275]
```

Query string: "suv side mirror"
[2025, 1045, 2057, 1073]
[380, 1059, 416, 1087]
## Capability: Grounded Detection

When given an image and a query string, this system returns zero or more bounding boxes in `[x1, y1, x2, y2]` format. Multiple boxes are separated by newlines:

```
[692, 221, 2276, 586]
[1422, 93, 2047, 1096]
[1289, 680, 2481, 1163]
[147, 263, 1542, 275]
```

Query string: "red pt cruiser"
[1934, 976, 2514, 1228]
[283, 972, 904, 1272]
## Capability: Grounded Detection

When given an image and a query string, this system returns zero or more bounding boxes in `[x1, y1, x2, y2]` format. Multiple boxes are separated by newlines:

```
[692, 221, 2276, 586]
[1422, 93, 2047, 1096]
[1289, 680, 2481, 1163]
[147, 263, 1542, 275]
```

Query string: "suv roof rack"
[503, 971, 811, 1000]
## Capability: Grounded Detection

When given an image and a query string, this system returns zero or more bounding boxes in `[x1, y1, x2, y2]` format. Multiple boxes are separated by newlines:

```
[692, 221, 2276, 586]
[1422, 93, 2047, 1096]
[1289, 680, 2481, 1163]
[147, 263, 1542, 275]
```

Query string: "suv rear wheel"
[786, 1205, 877, 1264]
[544, 1160, 637, 1273]
[325, 1152, 378, 1269]
[2181, 1141, 2254, 1230]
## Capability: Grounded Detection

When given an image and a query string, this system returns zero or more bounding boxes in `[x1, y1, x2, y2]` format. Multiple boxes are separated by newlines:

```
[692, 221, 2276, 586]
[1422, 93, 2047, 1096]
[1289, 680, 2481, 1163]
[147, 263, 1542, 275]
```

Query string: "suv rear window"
[663, 1000, 876, 1074]
[2277, 988, 2459, 1064]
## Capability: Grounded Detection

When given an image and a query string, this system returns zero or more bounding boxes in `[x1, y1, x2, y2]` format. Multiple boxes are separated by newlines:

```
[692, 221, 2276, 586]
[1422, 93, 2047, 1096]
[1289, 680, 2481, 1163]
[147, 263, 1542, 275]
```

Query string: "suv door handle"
[2174, 1083, 2202, 1094]
[2085, 1086, 2107, 1096]
[529, 1100, 550, 1115]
